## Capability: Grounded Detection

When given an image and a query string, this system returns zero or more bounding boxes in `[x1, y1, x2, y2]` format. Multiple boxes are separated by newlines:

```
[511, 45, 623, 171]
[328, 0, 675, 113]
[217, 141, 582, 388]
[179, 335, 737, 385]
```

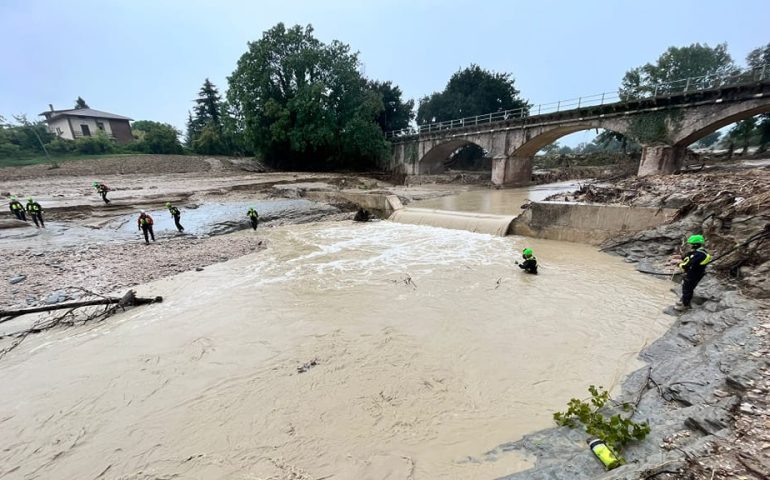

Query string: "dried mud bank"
[498, 166, 770, 480]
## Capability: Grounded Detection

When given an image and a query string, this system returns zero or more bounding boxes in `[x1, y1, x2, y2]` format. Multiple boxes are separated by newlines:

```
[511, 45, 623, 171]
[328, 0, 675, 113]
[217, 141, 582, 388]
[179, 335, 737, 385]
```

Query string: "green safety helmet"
[27, 197, 33, 201]
[523, 248, 533, 256]
[165, 202, 172, 207]
[92, 181, 98, 186]
[687, 234, 705, 245]
[10, 195, 16, 200]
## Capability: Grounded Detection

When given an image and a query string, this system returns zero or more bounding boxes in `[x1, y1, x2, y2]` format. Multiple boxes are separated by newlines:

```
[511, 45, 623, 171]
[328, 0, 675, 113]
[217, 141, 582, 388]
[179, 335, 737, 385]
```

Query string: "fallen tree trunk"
[0, 289, 162, 323]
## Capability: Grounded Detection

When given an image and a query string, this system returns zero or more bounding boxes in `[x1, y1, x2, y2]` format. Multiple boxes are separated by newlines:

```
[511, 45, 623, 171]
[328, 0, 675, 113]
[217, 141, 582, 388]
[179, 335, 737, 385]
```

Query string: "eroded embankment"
[497, 166, 770, 480]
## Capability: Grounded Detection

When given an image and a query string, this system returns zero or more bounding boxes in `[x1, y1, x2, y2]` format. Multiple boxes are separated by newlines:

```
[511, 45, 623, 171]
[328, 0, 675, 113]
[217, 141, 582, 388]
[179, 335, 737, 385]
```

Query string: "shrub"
[553, 385, 650, 462]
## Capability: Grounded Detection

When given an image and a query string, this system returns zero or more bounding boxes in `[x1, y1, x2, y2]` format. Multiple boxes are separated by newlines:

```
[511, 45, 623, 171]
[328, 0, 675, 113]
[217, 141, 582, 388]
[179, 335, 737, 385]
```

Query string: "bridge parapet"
[386, 68, 770, 183]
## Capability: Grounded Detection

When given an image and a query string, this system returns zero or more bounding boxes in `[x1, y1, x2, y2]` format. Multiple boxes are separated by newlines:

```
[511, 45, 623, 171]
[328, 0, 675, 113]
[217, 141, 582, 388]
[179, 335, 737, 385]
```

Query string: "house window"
[81, 124, 91, 137]
[96, 121, 105, 131]
[56, 127, 63, 135]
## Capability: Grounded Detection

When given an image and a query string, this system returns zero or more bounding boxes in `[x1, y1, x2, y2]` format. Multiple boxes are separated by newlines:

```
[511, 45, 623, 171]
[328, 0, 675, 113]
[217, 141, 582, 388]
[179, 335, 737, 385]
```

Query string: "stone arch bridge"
[387, 80, 770, 185]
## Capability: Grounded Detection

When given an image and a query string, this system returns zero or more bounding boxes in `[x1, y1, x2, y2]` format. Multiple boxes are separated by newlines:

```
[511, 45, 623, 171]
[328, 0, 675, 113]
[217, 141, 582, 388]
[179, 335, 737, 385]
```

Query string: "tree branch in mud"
[0, 289, 162, 323]
[0, 289, 162, 360]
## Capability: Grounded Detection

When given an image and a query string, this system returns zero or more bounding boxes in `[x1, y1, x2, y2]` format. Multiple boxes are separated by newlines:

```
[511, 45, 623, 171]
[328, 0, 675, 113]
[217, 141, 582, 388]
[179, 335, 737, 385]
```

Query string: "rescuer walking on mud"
[25, 197, 45, 228]
[675, 234, 711, 311]
[137, 210, 156, 244]
[8, 196, 26, 221]
[93, 181, 111, 204]
[517, 248, 538, 274]
[247, 207, 259, 231]
[166, 202, 184, 232]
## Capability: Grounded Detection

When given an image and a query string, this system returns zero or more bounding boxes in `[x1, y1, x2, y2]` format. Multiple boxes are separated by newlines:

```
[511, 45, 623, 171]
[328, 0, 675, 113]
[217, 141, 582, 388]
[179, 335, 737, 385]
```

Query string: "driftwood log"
[0, 289, 162, 323]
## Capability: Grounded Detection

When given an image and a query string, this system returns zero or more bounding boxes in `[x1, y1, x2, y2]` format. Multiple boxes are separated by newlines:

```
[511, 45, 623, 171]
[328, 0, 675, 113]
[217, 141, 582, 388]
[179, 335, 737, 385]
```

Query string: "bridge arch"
[417, 139, 489, 174]
[509, 123, 632, 157]
[672, 100, 770, 147]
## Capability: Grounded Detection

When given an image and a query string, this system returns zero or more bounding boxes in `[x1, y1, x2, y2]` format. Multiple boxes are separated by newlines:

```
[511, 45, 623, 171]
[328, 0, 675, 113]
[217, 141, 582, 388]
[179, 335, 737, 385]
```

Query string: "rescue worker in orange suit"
[137, 210, 156, 244]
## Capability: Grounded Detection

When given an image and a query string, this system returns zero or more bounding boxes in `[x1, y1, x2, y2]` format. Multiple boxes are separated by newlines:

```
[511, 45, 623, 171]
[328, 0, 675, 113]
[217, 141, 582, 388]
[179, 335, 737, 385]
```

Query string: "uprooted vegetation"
[554, 166, 770, 298]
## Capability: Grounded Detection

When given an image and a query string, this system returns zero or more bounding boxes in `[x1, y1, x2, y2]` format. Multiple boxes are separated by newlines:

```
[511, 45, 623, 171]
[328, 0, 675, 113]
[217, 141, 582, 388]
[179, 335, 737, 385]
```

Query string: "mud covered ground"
[0, 155, 472, 310]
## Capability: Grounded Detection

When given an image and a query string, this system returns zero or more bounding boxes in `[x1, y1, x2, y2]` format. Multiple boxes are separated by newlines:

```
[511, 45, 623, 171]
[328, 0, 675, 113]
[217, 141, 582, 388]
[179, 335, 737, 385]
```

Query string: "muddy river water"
[1, 211, 673, 479]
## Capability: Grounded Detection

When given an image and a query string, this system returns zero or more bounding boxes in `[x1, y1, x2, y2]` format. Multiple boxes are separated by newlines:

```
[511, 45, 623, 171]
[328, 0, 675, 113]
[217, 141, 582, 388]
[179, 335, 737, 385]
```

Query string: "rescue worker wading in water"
[247, 207, 259, 231]
[166, 202, 184, 232]
[26, 197, 45, 228]
[517, 248, 538, 274]
[137, 210, 156, 244]
[8, 196, 26, 221]
[675, 234, 711, 311]
[93, 181, 111, 204]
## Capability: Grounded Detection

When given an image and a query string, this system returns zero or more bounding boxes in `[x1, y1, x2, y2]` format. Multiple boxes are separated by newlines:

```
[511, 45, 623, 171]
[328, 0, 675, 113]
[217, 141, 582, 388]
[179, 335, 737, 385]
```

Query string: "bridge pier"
[491, 156, 532, 186]
[638, 145, 685, 176]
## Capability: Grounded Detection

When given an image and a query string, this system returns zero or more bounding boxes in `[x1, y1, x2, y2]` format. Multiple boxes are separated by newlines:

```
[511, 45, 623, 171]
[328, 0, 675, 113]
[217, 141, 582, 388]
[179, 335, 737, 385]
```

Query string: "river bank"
[2, 155, 768, 479]
[499, 162, 770, 479]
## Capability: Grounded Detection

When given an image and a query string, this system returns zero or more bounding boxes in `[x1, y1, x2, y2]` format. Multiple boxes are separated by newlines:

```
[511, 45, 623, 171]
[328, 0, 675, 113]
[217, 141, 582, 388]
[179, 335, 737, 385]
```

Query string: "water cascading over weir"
[389, 208, 517, 236]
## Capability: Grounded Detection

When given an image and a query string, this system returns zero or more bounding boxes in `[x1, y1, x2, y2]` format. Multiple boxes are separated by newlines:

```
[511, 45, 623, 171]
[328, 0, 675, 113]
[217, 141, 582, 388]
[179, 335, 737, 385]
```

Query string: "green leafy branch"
[553, 385, 650, 462]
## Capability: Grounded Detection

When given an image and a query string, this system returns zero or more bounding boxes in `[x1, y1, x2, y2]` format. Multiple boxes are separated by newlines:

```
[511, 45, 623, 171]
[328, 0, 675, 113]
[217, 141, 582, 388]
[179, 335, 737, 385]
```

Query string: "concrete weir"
[388, 200, 677, 243]
[510, 202, 679, 245]
[389, 208, 517, 236]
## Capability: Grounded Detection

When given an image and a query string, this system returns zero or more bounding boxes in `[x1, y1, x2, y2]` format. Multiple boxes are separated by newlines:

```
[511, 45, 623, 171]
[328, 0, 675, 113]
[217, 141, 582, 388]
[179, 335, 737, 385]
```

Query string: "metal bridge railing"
[386, 63, 770, 139]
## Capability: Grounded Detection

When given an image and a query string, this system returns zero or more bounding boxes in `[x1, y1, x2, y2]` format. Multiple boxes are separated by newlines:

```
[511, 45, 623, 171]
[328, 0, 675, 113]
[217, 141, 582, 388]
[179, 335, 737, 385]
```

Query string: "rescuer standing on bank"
[25, 197, 45, 228]
[517, 248, 538, 274]
[675, 234, 711, 311]
[166, 202, 184, 232]
[137, 210, 156, 244]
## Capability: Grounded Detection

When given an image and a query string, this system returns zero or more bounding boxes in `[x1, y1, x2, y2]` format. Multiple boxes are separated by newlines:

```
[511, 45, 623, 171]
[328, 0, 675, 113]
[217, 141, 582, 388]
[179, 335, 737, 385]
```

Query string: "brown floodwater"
[0, 220, 672, 479]
[411, 181, 580, 214]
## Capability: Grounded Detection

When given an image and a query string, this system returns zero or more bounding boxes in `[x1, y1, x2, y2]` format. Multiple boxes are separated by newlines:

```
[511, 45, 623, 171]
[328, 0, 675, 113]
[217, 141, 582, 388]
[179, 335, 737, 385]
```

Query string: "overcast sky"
[1, 0, 768, 146]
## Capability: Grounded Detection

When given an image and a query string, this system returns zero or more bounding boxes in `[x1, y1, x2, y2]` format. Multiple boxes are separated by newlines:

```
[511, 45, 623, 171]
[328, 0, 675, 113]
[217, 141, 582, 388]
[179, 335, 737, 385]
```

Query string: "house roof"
[39, 108, 133, 121]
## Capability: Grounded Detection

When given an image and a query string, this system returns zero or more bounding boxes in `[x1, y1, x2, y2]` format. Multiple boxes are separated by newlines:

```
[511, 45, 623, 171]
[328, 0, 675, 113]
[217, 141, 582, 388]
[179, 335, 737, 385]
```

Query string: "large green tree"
[132, 120, 183, 154]
[726, 117, 757, 154]
[620, 43, 738, 98]
[746, 42, 770, 70]
[227, 23, 387, 170]
[417, 64, 528, 124]
[186, 78, 232, 154]
[746, 43, 770, 152]
[74, 96, 89, 109]
[368, 80, 414, 132]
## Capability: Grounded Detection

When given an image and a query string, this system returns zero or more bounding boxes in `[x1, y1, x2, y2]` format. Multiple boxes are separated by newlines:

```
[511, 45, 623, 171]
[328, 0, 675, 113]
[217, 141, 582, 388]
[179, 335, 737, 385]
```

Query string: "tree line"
[1, 26, 768, 168]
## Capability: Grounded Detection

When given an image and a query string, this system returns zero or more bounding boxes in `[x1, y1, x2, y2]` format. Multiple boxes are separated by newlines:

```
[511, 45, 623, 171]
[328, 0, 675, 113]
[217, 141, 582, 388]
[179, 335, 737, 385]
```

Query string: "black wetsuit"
[519, 256, 538, 274]
[168, 206, 184, 232]
[679, 247, 710, 307]
[96, 184, 110, 204]
[26, 201, 44, 228]
[9, 200, 26, 221]
[247, 209, 259, 231]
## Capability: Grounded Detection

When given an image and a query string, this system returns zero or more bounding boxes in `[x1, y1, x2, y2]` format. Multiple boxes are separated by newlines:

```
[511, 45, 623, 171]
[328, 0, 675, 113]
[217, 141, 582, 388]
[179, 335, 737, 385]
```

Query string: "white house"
[40, 105, 134, 144]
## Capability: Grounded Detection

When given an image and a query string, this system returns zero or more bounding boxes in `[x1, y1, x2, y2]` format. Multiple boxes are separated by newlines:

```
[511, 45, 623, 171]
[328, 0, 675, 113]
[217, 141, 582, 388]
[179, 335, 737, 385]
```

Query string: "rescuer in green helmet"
[92, 181, 111, 204]
[8, 195, 26, 221]
[25, 197, 45, 228]
[247, 207, 259, 231]
[675, 234, 711, 311]
[517, 247, 538, 274]
[166, 202, 184, 232]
